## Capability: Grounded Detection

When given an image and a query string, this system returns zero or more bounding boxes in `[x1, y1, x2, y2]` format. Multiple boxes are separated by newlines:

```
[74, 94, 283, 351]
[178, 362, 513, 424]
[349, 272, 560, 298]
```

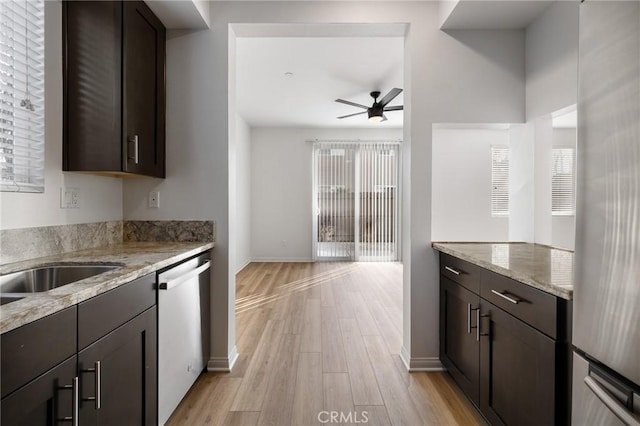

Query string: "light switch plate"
[60, 187, 80, 209]
[148, 191, 160, 208]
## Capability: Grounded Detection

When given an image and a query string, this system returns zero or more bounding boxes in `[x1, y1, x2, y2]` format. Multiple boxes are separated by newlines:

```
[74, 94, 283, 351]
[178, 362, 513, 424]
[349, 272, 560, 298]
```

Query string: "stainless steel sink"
[1, 295, 25, 305]
[0, 265, 121, 294]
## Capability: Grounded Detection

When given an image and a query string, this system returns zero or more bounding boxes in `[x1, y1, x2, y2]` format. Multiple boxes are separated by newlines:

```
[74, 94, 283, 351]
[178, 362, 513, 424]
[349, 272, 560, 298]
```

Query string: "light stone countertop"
[432, 242, 573, 300]
[0, 242, 214, 334]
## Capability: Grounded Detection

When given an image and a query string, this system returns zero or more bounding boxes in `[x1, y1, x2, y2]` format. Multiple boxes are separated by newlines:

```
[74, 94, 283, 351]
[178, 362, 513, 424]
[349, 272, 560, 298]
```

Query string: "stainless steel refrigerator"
[572, 1, 640, 425]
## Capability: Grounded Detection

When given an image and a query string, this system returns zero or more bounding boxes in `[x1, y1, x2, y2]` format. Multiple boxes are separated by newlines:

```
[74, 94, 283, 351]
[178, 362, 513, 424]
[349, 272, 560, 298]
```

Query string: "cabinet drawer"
[481, 271, 558, 338]
[1, 306, 77, 398]
[78, 273, 155, 350]
[440, 253, 482, 294]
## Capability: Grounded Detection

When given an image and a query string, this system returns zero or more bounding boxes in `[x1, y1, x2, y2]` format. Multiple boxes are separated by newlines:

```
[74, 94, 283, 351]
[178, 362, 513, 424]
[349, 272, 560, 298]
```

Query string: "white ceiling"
[441, 0, 554, 30]
[235, 37, 404, 128]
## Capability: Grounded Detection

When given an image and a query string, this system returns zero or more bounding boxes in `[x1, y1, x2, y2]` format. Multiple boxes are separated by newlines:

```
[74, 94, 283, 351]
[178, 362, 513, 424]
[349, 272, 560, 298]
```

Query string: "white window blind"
[313, 141, 400, 262]
[1, 0, 45, 192]
[491, 145, 509, 216]
[552, 148, 576, 215]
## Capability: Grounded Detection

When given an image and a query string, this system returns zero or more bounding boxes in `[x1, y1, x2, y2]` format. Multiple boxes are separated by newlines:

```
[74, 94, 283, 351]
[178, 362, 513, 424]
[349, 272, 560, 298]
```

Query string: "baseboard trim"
[400, 347, 445, 371]
[236, 260, 251, 274]
[207, 346, 239, 372]
[408, 357, 444, 371]
[251, 257, 313, 262]
[400, 345, 411, 370]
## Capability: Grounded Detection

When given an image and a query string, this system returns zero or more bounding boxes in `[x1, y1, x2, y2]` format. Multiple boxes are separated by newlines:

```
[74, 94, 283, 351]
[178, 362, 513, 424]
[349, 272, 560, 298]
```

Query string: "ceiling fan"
[335, 88, 403, 122]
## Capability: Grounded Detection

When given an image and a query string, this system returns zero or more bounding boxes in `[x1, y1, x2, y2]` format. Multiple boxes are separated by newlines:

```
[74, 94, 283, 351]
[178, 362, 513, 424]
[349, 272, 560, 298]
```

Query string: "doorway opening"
[312, 141, 401, 262]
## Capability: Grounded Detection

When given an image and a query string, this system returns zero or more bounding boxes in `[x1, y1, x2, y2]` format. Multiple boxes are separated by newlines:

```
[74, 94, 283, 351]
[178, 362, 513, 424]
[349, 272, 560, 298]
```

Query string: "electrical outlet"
[60, 187, 80, 209]
[148, 191, 160, 208]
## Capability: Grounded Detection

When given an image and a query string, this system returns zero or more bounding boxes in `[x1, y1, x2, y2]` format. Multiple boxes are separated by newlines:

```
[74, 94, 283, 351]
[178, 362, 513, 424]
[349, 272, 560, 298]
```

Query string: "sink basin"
[0, 295, 25, 305]
[0, 265, 121, 293]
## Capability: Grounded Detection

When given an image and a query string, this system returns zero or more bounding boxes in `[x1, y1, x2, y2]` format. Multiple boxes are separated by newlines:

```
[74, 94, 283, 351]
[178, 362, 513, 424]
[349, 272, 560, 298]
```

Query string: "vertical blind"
[313, 141, 400, 262]
[552, 148, 576, 215]
[0, 0, 45, 192]
[491, 145, 510, 216]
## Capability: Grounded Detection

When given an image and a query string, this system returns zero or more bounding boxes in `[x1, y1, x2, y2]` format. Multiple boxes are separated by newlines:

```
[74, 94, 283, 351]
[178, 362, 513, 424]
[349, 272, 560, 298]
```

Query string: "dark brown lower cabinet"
[438, 253, 571, 425]
[1, 356, 77, 426]
[79, 307, 157, 426]
[479, 302, 556, 426]
[1, 274, 158, 426]
[440, 277, 480, 405]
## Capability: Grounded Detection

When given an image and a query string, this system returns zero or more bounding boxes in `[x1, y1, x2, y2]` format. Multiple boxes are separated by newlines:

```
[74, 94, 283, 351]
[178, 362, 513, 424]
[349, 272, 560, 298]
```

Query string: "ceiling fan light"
[368, 107, 384, 122]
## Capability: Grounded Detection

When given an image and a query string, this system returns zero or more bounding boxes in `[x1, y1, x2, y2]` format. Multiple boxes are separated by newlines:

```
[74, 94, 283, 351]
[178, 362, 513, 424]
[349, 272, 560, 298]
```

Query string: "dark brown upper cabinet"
[63, 1, 166, 178]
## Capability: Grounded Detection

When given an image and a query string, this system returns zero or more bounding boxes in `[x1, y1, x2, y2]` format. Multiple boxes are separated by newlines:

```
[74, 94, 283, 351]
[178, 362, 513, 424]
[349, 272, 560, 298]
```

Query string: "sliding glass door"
[312, 141, 401, 262]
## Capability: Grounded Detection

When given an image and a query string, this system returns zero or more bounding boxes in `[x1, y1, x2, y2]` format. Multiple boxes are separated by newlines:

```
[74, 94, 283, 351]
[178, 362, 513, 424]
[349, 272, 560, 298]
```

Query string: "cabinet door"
[480, 302, 556, 426]
[440, 277, 480, 405]
[78, 307, 157, 426]
[123, 1, 166, 177]
[63, 0, 122, 172]
[1, 356, 77, 426]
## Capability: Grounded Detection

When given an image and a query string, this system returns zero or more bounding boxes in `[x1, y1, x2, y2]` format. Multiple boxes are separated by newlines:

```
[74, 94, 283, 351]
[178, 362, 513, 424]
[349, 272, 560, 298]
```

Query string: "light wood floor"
[167, 262, 484, 426]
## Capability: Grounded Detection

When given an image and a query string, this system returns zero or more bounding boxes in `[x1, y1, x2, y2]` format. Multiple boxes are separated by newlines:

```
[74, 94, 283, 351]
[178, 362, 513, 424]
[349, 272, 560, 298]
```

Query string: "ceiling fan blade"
[378, 88, 403, 107]
[384, 105, 403, 111]
[381, 114, 388, 122]
[337, 111, 368, 119]
[335, 99, 369, 109]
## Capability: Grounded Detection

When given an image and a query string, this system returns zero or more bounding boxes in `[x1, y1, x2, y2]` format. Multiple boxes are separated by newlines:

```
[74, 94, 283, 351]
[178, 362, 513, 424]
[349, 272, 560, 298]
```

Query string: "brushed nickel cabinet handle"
[58, 376, 79, 426]
[128, 135, 139, 164]
[491, 289, 520, 304]
[82, 361, 101, 409]
[478, 311, 490, 341]
[467, 304, 479, 335]
[445, 266, 461, 275]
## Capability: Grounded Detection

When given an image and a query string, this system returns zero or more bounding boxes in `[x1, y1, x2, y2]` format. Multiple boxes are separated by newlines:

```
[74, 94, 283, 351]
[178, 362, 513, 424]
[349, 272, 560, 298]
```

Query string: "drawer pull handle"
[82, 361, 101, 409]
[491, 289, 520, 304]
[444, 266, 461, 275]
[58, 376, 79, 426]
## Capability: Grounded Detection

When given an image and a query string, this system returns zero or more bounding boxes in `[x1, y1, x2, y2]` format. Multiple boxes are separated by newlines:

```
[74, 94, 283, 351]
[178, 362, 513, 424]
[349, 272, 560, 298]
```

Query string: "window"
[491, 145, 509, 216]
[1, 0, 45, 192]
[552, 148, 576, 215]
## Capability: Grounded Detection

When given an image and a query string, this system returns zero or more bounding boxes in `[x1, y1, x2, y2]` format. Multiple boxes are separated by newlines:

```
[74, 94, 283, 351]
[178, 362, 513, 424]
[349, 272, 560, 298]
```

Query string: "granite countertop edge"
[0, 241, 215, 334]
[432, 242, 573, 301]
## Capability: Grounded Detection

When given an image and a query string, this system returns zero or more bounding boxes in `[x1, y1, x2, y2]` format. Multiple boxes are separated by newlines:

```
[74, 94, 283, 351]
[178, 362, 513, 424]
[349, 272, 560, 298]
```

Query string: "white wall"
[526, 1, 578, 251]
[122, 1, 525, 370]
[509, 123, 534, 242]
[234, 115, 252, 272]
[251, 127, 402, 262]
[534, 115, 553, 246]
[432, 127, 510, 242]
[0, 1, 123, 230]
[525, 1, 579, 121]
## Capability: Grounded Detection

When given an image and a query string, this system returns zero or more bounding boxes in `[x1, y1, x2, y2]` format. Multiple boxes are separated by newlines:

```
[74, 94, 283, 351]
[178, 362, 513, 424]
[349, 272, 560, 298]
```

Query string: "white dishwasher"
[157, 252, 211, 425]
